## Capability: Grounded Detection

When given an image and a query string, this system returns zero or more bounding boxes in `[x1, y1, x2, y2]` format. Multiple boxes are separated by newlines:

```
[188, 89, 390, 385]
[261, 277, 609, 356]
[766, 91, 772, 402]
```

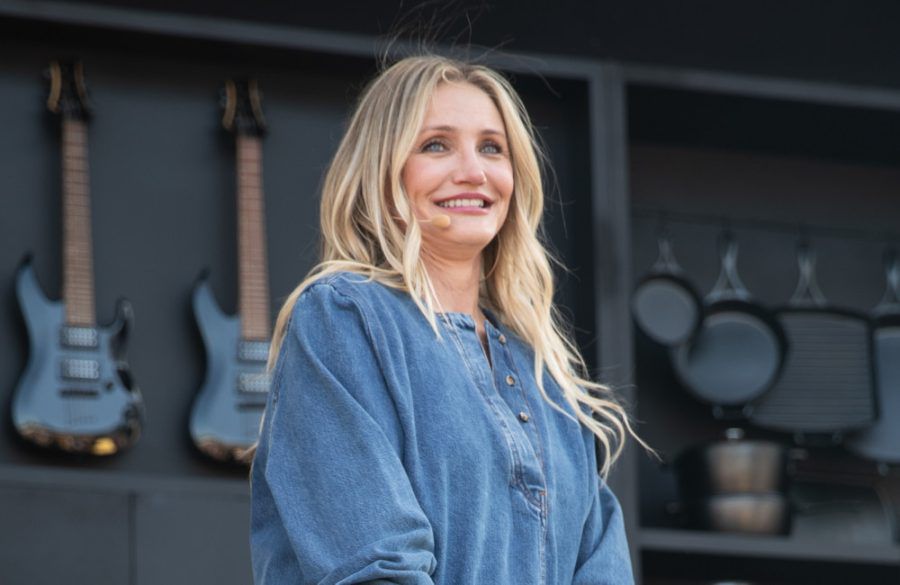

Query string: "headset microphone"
[423, 214, 451, 228]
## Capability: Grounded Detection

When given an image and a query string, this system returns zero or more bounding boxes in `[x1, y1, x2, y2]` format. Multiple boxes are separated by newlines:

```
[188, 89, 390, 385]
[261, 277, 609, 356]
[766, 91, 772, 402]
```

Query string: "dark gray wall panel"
[135, 491, 251, 585]
[0, 485, 130, 585]
[0, 33, 371, 476]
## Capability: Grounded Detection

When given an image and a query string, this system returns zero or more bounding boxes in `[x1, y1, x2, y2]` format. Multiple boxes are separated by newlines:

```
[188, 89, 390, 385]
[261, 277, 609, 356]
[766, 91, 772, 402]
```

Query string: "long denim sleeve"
[250, 273, 634, 584]
[573, 433, 634, 584]
[251, 283, 436, 583]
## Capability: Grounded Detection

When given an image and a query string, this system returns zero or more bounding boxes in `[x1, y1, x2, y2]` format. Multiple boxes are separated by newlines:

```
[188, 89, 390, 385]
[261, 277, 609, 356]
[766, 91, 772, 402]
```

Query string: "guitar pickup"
[60, 326, 99, 349]
[238, 340, 270, 363]
[238, 372, 270, 394]
[61, 359, 101, 381]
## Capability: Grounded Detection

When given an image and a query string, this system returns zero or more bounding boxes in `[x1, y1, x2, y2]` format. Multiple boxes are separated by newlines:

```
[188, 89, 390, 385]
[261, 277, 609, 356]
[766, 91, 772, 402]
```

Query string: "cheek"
[502, 174, 514, 200]
[497, 165, 514, 202]
[401, 159, 438, 201]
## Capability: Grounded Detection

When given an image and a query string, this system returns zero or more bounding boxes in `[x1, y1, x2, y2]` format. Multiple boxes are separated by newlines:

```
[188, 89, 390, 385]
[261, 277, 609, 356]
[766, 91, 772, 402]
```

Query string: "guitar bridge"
[60, 388, 100, 398]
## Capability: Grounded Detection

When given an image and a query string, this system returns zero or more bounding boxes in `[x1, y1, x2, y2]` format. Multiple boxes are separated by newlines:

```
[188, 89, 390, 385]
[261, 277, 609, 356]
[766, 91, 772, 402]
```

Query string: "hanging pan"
[750, 241, 877, 440]
[670, 231, 787, 417]
[632, 231, 703, 346]
[847, 248, 900, 463]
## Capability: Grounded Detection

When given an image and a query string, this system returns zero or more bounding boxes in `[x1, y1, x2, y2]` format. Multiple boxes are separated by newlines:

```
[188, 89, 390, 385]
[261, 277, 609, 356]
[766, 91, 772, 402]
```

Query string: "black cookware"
[873, 473, 900, 542]
[750, 242, 877, 439]
[670, 233, 787, 415]
[792, 480, 894, 545]
[848, 249, 900, 463]
[632, 233, 703, 346]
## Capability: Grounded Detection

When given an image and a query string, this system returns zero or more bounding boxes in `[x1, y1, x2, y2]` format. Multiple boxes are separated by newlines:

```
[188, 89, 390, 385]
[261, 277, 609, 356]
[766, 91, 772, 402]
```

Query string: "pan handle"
[790, 241, 827, 307]
[651, 232, 685, 275]
[707, 231, 752, 303]
[875, 248, 900, 315]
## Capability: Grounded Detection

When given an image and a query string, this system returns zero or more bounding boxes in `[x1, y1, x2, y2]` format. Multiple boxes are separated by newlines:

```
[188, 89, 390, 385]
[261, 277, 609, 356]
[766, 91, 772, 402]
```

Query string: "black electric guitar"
[190, 79, 271, 464]
[12, 61, 144, 455]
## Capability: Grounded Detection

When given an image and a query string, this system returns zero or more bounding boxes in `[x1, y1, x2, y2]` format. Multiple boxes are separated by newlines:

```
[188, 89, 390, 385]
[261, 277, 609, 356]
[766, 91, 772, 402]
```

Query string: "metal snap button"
[498, 334, 507, 344]
[518, 412, 530, 423]
[505, 374, 515, 386]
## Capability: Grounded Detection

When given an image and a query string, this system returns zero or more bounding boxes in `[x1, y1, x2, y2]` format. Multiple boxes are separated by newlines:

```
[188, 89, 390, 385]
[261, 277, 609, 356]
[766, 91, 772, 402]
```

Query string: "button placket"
[441, 315, 525, 493]
[486, 324, 549, 507]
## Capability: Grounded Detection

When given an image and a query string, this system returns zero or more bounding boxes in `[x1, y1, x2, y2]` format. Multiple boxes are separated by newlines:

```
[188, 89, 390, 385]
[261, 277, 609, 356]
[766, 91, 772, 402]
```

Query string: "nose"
[452, 148, 487, 186]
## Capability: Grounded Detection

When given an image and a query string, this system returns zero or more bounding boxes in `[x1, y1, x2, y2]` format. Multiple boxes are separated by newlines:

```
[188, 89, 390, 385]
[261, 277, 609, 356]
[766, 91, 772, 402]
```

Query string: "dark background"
[2, 1, 900, 584]
[55, 0, 900, 89]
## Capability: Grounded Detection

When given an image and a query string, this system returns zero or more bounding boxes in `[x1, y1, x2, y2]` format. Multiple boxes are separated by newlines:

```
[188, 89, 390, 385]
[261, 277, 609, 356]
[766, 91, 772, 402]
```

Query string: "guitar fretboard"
[61, 118, 96, 327]
[236, 134, 271, 341]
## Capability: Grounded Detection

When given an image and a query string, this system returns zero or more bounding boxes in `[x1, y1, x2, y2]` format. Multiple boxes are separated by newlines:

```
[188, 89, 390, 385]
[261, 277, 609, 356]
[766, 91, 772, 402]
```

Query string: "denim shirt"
[250, 272, 634, 584]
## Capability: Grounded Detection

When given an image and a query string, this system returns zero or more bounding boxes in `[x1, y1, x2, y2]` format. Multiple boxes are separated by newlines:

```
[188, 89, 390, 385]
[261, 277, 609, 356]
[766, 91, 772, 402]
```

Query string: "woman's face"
[402, 81, 514, 261]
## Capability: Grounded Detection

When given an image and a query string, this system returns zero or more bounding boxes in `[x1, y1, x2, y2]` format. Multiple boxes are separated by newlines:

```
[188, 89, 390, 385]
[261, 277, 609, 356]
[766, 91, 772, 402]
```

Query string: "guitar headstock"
[46, 60, 93, 120]
[221, 78, 267, 137]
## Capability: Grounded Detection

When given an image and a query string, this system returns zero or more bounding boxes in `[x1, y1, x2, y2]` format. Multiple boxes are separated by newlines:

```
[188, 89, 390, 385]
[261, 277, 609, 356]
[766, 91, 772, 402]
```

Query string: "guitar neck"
[61, 118, 96, 327]
[235, 134, 271, 341]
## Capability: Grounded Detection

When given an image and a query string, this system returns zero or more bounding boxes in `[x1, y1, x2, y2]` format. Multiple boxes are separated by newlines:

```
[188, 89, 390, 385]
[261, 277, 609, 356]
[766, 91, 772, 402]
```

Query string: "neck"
[235, 134, 271, 341]
[422, 252, 483, 318]
[61, 117, 96, 327]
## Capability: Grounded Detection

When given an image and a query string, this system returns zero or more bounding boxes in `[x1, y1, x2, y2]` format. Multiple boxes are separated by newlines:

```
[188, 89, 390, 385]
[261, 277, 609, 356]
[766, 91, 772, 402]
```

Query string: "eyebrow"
[421, 125, 506, 137]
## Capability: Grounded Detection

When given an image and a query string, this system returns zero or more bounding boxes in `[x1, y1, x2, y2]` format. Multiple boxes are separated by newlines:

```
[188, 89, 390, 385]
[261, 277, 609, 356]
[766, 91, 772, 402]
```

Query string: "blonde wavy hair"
[268, 55, 640, 477]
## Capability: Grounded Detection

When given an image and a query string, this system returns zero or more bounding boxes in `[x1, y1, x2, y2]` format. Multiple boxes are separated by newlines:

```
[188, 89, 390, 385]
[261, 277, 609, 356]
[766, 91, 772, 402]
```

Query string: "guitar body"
[12, 260, 144, 455]
[189, 277, 268, 463]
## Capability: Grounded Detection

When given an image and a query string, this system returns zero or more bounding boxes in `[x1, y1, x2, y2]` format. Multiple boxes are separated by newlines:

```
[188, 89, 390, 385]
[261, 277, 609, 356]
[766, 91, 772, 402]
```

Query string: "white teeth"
[437, 198, 486, 208]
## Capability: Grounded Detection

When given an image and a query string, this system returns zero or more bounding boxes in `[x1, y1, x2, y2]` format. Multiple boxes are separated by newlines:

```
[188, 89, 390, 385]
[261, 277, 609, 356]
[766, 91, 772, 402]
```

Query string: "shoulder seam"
[303, 280, 390, 384]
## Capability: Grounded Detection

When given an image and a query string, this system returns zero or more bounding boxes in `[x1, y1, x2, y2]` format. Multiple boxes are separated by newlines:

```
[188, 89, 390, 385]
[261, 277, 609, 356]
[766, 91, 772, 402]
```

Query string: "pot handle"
[790, 239, 828, 308]
[649, 222, 686, 275]
[875, 247, 900, 316]
[707, 230, 752, 303]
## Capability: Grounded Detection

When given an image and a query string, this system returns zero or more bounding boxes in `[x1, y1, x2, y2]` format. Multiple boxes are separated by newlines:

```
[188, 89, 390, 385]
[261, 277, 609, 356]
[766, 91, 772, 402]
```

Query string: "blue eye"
[421, 140, 446, 153]
[481, 142, 503, 155]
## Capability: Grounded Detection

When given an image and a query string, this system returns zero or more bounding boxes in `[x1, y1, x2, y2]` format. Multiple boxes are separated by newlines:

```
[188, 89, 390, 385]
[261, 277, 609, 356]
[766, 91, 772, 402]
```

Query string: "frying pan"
[848, 249, 900, 463]
[670, 232, 787, 414]
[632, 232, 703, 346]
[750, 242, 877, 439]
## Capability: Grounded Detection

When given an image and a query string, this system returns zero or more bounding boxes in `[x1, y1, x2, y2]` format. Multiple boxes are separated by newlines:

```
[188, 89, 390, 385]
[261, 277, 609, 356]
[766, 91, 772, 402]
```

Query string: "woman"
[251, 54, 640, 584]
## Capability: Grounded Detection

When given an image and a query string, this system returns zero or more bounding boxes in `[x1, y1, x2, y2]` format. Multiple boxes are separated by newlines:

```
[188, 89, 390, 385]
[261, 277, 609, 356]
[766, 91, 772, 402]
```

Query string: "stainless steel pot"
[675, 428, 790, 497]
[687, 492, 790, 535]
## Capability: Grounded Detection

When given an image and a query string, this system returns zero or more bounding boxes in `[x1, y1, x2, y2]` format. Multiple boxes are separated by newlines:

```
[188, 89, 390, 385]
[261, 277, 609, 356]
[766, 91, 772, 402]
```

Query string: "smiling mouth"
[436, 198, 489, 209]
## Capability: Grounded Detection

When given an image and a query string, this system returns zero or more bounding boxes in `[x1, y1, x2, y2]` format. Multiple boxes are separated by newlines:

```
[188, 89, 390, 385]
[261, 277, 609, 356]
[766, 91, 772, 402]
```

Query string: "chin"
[448, 226, 500, 246]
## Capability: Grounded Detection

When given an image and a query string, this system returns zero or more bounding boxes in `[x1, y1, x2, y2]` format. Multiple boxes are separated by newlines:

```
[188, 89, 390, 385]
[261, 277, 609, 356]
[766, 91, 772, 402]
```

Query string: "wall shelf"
[641, 527, 900, 566]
